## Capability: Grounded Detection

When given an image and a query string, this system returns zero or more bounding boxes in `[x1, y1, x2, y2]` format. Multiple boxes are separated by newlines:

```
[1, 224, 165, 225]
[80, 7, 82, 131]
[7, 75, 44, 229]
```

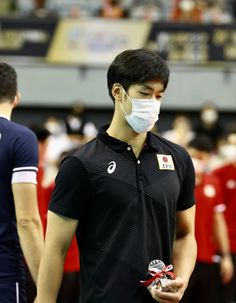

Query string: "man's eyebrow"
[140, 84, 153, 90]
[140, 84, 165, 92]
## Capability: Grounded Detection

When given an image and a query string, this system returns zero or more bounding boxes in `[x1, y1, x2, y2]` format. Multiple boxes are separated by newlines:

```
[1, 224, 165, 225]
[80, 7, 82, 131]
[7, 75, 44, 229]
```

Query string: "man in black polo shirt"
[37, 49, 197, 303]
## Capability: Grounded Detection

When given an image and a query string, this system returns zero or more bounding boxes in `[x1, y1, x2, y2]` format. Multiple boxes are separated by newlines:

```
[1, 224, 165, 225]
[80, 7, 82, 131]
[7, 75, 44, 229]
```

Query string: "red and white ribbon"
[140, 264, 175, 287]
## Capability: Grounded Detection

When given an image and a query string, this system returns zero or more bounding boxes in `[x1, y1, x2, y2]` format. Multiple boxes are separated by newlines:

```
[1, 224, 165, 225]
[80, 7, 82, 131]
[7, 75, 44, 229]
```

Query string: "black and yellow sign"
[0, 16, 58, 57]
[147, 23, 236, 63]
[0, 17, 236, 63]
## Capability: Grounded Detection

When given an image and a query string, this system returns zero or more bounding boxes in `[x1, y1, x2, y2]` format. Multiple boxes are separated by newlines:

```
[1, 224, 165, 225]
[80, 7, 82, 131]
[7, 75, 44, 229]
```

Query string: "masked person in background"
[181, 135, 233, 303]
[95, 0, 129, 18]
[37, 48, 197, 303]
[214, 126, 236, 303]
[64, 101, 97, 146]
[195, 102, 223, 149]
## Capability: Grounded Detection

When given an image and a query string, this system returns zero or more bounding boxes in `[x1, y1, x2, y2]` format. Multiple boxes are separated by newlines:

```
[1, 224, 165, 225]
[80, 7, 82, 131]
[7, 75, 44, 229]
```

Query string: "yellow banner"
[47, 18, 151, 65]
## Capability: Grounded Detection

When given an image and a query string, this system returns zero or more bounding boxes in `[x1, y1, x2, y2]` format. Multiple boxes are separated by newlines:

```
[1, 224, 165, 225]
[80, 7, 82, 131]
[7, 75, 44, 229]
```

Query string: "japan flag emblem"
[157, 154, 175, 170]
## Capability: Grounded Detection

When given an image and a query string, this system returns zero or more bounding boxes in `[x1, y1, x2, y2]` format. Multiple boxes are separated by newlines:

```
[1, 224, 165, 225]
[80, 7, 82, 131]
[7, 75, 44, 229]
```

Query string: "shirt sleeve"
[11, 128, 38, 184]
[213, 175, 226, 213]
[176, 151, 196, 211]
[49, 156, 92, 220]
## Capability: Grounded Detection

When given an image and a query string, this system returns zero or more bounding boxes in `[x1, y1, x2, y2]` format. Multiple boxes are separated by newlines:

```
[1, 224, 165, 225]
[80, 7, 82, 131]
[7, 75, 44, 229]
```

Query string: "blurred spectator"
[218, 123, 236, 165]
[214, 126, 236, 303]
[195, 101, 224, 149]
[181, 135, 234, 303]
[162, 114, 195, 148]
[94, 0, 129, 19]
[0, 0, 16, 15]
[230, 0, 236, 21]
[65, 101, 98, 145]
[169, 0, 234, 23]
[43, 149, 80, 303]
[130, 0, 162, 21]
[45, 0, 86, 17]
[34, 0, 46, 9]
[43, 116, 75, 186]
[171, 0, 203, 22]
[201, 0, 233, 24]
[17, 0, 52, 17]
[24, 124, 49, 303]
[16, 0, 34, 15]
[27, 127, 81, 303]
[29, 124, 50, 230]
[12, 0, 236, 21]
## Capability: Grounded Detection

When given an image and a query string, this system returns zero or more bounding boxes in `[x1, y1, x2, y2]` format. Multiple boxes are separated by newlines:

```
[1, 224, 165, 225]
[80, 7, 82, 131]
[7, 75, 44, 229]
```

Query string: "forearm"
[37, 211, 79, 303]
[37, 249, 66, 303]
[214, 213, 231, 256]
[172, 233, 197, 283]
[17, 218, 44, 284]
[213, 213, 233, 283]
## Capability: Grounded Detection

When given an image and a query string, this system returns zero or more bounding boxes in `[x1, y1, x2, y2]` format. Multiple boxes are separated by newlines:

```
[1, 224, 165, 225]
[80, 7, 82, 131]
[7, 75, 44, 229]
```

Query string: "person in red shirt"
[31, 126, 80, 303]
[214, 127, 236, 303]
[181, 135, 233, 303]
[43, 181, 80, 303]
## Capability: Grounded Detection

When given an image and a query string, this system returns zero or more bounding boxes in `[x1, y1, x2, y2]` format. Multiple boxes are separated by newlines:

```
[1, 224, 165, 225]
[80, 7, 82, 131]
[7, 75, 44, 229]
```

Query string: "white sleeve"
[214, 203, 226, 213]
[11, 166, 38, 184]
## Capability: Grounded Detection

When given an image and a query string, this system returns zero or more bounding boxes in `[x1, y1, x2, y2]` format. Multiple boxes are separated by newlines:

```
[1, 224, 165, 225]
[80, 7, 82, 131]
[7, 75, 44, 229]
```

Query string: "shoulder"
[204, 173, 221, 186]
[151, 133, 194, 181]
[13, 124, 38, 154]
[1, 119, 37, 151]
[151, 132, 190, 160]
[4, 120, 37, 140]
[214, 163, 233, 174]
[72, 137, 100, 160]
[14, 122, 37, 139]
[58, 153, 91, 179]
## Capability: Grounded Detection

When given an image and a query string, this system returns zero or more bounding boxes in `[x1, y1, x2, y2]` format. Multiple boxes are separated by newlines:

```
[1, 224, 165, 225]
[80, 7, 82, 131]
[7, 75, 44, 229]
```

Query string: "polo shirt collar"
[0, 114, 10, 120]
[98, 125, 160, 153]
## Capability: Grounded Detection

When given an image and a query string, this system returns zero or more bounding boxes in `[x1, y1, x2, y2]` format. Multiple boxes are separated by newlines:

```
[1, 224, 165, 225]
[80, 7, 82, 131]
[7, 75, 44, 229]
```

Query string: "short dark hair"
[30, 124, 50, 143]
[0, 63, 17, 102]
[107, 48, 170, 102]
[188, 135, 214, 153]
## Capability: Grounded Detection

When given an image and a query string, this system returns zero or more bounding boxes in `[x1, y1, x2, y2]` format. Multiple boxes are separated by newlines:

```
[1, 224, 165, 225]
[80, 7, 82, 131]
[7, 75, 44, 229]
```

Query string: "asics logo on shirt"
[107, 161, 116, 174]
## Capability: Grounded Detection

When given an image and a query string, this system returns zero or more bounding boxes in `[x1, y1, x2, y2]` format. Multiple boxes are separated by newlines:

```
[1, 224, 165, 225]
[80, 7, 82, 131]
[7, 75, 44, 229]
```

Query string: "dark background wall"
[12, 105, 235, 134]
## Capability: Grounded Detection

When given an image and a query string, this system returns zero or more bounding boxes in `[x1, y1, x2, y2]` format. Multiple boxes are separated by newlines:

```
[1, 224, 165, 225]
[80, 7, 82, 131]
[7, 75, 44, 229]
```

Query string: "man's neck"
[0, 102, 12, 119]
[107, 119, 147, 158]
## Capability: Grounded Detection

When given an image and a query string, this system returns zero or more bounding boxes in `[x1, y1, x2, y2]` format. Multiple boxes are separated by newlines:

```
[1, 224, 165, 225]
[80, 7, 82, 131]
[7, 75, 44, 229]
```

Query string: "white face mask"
[179, 0, 194, 11]
[219, 144, 236, 162]
[201, 110, 218, 124]
[121, 89, 161, 133]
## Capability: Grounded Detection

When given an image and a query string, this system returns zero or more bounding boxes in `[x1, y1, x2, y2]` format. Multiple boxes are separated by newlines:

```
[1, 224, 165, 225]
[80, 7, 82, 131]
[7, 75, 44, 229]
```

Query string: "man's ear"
[112, 83, 122, 101]
[12, 92, 20, 108]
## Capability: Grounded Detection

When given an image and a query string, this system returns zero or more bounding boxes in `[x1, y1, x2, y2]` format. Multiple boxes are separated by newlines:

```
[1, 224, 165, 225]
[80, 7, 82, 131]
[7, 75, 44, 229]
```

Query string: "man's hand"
[147, 277, 188, 303]
[220, 255, 234, 284]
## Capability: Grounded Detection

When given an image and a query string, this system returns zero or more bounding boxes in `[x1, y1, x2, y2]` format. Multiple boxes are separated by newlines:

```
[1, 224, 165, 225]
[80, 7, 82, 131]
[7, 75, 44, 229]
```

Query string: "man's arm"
[213, 212, 234, 284]
[12, 183, 44, 284]
[173, 205, 197, 283]
[37, 211, 78, 303]
[148, 205, 197, 302]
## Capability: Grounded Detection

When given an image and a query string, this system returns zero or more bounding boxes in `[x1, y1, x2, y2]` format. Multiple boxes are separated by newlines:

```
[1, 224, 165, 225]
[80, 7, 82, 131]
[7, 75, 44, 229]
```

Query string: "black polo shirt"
[49, 125, 195, 303]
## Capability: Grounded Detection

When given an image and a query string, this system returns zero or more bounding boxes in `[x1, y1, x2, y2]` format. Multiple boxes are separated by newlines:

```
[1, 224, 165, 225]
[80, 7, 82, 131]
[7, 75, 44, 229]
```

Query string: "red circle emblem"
[163, 156, 168, 162]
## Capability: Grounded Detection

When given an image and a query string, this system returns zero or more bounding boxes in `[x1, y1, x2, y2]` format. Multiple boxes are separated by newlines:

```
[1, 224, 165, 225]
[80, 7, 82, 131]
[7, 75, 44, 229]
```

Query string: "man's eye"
[140, 92, 149, 96]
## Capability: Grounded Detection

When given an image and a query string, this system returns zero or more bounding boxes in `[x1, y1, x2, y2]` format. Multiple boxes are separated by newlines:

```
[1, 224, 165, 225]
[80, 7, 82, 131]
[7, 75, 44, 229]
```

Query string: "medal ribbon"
[140, 264, 176, 287]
